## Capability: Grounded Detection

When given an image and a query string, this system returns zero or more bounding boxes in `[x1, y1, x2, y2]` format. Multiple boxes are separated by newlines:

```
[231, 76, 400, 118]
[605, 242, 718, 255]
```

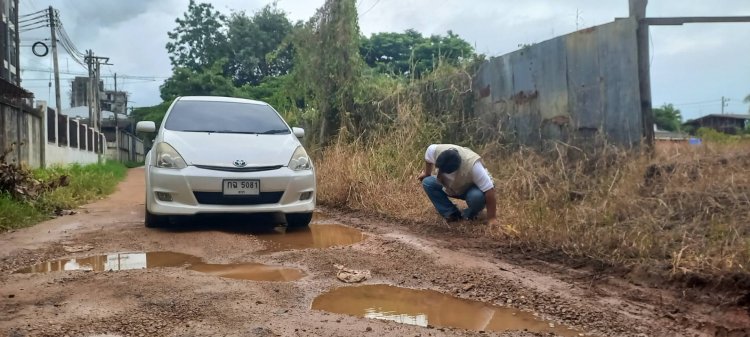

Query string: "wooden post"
[630, 0, 654, 148]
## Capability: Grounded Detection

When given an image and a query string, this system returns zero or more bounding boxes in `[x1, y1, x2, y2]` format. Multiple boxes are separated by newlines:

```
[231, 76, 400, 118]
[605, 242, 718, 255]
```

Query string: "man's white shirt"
[425, 144, 494, 193]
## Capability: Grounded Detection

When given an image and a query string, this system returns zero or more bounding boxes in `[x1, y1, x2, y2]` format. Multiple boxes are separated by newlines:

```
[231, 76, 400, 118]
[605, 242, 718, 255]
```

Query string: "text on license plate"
[223, 180, 260, 196]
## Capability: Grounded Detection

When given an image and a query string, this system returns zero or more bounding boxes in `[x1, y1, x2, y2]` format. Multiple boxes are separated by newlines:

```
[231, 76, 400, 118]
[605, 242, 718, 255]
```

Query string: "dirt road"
[1, 168, 747, 337]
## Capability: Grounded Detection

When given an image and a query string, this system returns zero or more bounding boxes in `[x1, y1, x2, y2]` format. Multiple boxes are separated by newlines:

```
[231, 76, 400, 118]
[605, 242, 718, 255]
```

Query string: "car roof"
[177, 96, 269, 106]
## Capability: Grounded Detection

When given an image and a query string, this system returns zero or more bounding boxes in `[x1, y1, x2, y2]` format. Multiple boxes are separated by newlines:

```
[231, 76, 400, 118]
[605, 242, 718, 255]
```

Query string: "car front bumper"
[146, 165, 316, 216]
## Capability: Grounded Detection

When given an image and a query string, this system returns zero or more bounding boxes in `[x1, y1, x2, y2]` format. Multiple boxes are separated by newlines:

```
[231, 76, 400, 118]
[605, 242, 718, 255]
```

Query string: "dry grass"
[314, 104, 750, 290]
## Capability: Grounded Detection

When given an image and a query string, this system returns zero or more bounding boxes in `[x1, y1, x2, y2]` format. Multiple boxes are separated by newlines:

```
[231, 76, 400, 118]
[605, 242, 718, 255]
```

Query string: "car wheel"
[145, 207, 169, 228]
[285, 212, 313, 228]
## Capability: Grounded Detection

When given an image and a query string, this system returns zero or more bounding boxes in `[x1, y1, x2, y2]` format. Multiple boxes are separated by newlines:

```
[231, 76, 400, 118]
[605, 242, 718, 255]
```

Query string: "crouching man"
[416, 144, 498, 226]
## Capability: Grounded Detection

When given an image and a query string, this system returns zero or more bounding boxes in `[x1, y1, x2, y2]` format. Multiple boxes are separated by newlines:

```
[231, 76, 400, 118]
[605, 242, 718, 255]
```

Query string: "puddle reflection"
[258, 224, 365, 253]
[312, 285, 583, 336]
[16, 251, 303, 282]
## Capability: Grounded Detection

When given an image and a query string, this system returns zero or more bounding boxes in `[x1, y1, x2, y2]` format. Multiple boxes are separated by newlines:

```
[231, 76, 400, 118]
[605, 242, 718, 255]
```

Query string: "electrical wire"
[18, 15, 47, 27]
[22, 68, 171, 80]
[360, 0, 382, 17]
[19, 9, 47, 18]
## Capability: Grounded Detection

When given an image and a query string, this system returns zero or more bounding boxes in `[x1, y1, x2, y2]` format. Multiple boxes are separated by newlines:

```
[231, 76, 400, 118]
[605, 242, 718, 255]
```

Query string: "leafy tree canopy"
[159, 59, 237, 101]
[226, 3, 295, 86]
[654, 103, 682, 132]
[360, 30, 474, 76]
[166, 0, 228, 72]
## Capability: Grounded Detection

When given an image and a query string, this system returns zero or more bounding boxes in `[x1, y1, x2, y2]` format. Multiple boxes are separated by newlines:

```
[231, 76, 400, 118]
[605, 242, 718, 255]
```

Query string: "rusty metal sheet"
[490, 55, 513, 104]
[598, 19, 641, 146]
[566, 26, 603, 132]
[471, 18, 642, 148]
[510, 50, 535, 95]
[532, 37, 569, 122]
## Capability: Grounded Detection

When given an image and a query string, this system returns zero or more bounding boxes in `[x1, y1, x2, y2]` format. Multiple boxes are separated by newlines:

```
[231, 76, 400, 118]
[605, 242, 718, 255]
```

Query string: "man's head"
[436, 148, 461, 174]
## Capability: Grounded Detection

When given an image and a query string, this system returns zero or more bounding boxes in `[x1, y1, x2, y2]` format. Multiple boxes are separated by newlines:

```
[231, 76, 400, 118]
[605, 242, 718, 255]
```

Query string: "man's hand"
[487, 217, 500, 227]
[417, 170, 430, 182]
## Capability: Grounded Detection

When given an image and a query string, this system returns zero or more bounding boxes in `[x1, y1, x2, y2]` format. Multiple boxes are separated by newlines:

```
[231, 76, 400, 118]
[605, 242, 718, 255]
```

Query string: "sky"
[16, 0, 750, 121]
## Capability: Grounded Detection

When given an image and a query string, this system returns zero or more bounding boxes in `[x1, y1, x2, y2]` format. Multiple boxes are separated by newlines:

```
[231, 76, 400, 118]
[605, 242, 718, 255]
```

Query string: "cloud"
[16, 0, 750, 119]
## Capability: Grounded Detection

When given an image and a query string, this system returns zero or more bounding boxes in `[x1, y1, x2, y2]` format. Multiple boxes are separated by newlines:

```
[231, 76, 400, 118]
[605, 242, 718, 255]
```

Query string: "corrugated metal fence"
[473, 18, 643, 149]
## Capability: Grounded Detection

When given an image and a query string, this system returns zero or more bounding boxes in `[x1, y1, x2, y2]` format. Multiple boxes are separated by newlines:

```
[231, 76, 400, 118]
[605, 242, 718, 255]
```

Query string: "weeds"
[0, 162, 127, 232]
[313, 85, 750, 290]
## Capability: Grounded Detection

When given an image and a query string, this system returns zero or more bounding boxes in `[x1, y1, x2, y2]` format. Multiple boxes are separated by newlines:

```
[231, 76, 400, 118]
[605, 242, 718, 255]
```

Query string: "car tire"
[285, 212, 313, 228]
[145, 207, 169, 228]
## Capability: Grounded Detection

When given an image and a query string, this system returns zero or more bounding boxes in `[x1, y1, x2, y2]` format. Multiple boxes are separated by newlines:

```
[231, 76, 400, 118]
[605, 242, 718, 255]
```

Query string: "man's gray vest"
[433, 144, 481, 196]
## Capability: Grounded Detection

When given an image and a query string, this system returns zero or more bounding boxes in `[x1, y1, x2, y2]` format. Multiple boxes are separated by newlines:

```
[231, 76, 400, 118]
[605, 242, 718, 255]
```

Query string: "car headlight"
[288, 146, 312, 171]
[155, 142, 187, 169]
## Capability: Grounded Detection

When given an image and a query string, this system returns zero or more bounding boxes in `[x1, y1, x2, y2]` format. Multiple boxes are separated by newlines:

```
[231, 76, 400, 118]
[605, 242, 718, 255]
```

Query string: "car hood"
[162, 131, 299, 167]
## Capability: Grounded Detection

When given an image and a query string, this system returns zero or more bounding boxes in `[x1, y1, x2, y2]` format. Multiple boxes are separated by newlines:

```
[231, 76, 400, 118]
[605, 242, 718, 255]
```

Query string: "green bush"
[0, 162, 127, 231]
[0, 193, 45, 231]
[696, 128, 743, 144]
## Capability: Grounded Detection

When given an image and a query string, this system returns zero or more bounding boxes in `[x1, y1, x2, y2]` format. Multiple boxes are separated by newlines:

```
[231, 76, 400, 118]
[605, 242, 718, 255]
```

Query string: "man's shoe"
[444, 211, 462, 222]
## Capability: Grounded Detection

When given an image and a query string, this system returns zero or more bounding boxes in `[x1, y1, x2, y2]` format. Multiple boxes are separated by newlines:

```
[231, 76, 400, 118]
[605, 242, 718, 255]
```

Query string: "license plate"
[222, 180, 260, 196]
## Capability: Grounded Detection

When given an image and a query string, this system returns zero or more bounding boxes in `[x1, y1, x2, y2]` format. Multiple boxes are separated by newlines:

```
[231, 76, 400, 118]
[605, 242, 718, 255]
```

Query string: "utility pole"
[48, 6, 62, 145]
[86, 50, 94, 128]
[114, 73, 120, 162]
[721, 96, 730, 114]
[84, 51, 111, 131]
[630, 0, 654, 149]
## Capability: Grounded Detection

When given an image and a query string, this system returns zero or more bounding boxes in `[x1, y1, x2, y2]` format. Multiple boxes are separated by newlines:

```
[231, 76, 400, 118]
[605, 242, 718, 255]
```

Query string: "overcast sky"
[17, 0, 750, 120]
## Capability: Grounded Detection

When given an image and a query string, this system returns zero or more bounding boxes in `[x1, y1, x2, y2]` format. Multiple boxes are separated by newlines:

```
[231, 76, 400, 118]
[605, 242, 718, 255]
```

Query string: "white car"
[136, 96, 316, 228]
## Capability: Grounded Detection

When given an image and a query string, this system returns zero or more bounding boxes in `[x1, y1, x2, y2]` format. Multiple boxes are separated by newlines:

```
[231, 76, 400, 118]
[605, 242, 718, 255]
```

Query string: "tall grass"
[0, 162, 127, 232]
[314, 98, 750, 289]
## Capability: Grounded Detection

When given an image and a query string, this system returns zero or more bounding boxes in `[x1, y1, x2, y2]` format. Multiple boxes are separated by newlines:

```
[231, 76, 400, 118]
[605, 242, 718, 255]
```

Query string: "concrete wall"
[46, 145, 100, 166]
[38, 101, 107, 168]
[473, 18, 643, 149]
[0, 96, 42, 167]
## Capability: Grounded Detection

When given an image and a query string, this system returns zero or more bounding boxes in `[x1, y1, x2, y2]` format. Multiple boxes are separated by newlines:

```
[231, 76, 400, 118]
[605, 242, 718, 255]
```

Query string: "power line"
[22, 68, 171, 79]
[360, 0, 382, 17]
[19, 9, 47, 18]
[673, 99, 722, 106]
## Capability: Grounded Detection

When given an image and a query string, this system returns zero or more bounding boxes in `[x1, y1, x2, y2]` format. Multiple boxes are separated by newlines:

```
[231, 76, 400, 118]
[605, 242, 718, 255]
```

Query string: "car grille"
[194, 165, 283, 173]
[193, 192, 284, 205]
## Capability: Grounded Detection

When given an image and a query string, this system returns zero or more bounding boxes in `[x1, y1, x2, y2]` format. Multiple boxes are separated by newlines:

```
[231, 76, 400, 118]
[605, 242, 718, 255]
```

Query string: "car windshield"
[164, 100, 291, 134]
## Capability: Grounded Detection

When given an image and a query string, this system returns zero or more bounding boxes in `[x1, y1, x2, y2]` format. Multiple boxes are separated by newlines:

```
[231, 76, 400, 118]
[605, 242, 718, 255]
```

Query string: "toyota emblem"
[233, 160, 247, 168]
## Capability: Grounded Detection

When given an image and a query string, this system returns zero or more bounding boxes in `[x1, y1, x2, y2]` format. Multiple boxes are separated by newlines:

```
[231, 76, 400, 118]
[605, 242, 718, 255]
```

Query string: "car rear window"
[164, 100, 291, 134]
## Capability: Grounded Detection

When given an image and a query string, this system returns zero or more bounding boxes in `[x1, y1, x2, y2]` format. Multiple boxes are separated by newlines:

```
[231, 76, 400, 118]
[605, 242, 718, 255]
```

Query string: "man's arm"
[417, 161, 433, 181]
[484, 188, 497, 220]
[471, 162, 498, 223]
[417, 145, 437, 181]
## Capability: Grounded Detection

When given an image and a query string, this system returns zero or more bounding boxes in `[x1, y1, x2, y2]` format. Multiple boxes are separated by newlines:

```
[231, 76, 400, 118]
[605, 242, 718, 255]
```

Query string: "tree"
[653, 103, 682, 132]
[745, 93, 750, 113]
[412, 31, 474, 75]
[360, 30, 475, 77]
[166, 0, 228, 72]
[291, 0, 362, 145]
[360, 29, 423, 75]
[226, 4, 294, 86]
[160, 59, 237, 101]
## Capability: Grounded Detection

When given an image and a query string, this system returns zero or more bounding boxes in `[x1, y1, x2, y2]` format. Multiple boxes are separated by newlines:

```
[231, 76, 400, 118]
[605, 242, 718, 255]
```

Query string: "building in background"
[1, 0, 42, 167]
[70, 76, 129, 116]
[1, 0, 20, 85]
[101, 90, 127, 115]
[684, 114, 750, 135]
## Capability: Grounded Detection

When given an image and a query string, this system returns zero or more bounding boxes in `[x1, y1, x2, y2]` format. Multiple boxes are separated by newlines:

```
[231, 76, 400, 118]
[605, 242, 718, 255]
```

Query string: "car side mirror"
[292, 127, 305, 139]
[136, 121, 156, 133]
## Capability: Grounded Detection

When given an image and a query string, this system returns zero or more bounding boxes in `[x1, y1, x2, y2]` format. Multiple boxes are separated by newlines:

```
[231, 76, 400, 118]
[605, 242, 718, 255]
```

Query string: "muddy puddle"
[16, 251, 303, 281]
[312, 285, 584, 336]
[258, 224, 365, 253]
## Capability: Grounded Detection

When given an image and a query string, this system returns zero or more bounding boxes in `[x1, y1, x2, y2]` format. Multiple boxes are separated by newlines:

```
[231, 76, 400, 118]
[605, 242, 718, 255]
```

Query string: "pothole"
[258, 224, 365, 253]
[15, 251, 304, 281]
[312, 285, 587, 336]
